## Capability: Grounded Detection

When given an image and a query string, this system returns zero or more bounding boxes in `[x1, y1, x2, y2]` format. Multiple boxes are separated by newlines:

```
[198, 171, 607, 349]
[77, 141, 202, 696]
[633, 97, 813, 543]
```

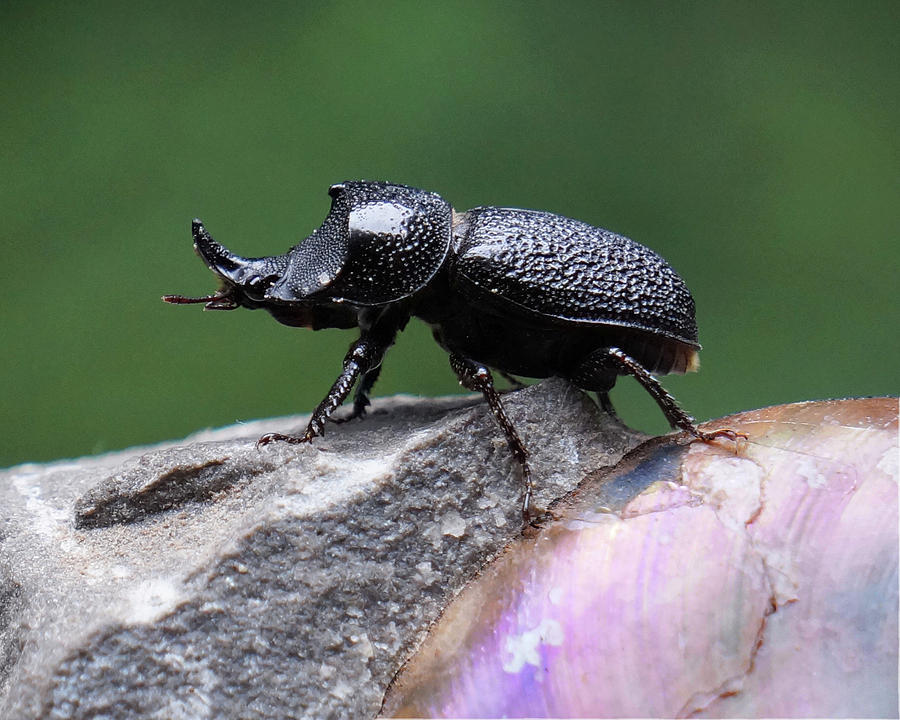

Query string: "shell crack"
[679, 595, 778, 718]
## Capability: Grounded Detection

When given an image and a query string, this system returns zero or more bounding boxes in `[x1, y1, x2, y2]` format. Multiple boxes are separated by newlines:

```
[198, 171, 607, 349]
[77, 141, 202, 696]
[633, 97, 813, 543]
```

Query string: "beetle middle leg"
[449, 354, 540, 524]
[499, 371, 526, 390]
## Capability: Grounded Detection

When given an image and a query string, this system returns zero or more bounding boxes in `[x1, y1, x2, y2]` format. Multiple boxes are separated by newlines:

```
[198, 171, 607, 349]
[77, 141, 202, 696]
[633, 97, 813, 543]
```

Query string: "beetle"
[164, 180, 740, 521]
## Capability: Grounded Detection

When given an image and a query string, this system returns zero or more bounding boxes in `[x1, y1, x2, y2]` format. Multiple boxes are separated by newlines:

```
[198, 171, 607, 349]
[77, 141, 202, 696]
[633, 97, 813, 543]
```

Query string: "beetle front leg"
[331, 364, 383, 424]
[449, 354, 540, 524]
[596, 390, 617, 417]
[258, 338, 384, 447]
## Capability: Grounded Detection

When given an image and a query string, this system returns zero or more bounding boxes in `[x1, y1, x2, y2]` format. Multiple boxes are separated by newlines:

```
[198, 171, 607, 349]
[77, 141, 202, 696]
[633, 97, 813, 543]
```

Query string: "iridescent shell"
[382, 398, 898, 718]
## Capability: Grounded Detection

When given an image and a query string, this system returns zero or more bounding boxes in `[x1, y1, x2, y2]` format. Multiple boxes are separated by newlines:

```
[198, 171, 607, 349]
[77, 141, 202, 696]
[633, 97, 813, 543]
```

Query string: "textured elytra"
[452, 206, 699, 346]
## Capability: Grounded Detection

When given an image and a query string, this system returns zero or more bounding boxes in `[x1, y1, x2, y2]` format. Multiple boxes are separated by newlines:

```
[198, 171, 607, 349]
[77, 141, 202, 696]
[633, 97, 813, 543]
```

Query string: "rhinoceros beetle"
[164, 181, 740, 521]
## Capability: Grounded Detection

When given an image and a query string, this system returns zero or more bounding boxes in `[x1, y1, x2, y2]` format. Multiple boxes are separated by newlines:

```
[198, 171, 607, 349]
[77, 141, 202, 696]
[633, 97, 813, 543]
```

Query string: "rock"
[0, 379, 643, 719]
[381, 398, 899, 718]
[6, 391, 895, 719]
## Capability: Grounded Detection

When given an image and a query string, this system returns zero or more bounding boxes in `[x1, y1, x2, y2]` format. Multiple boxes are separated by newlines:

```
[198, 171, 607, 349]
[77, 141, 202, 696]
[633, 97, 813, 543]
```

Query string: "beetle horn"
[191, 219, 252, 279]
[161, 220, 256, 309]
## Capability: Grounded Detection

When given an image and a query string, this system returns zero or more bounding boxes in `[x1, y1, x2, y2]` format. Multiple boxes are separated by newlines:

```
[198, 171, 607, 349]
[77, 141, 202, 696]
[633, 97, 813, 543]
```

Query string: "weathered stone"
[0, 379, 643, 719]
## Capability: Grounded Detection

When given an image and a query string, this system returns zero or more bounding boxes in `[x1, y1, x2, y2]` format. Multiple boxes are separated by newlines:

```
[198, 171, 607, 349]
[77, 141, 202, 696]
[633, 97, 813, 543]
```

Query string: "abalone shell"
[382, 398, 898, 718]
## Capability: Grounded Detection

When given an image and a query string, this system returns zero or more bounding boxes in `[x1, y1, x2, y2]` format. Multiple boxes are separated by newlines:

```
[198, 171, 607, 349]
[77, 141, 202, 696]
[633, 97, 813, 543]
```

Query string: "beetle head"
[163, 220, 287, 311]
[163, 220, 360, 330]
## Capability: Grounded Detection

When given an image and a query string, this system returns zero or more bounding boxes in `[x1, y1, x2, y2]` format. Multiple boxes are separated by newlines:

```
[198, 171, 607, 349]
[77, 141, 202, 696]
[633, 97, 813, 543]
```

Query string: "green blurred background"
[2, 1, 897, 468]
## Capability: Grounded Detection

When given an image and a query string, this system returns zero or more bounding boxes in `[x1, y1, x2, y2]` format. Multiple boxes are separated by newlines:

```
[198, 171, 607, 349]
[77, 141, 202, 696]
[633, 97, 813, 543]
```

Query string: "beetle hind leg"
[576, 347, 744, 443]
[449, 354, 542, 524]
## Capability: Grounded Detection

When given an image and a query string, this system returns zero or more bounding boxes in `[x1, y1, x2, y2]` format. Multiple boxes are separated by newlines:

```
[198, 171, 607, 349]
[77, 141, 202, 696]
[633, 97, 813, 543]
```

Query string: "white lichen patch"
[793, 456, 827, 489]
[683, 453, 764, 531]
[875, 444, 898, 481]
[502, 618, 565, 673]
[620, 480, 701, 518]
[476, 490, 501, 510]
[312, 454, 398, 486]
[282, 452, 400, 514]
[422, 523, 443, 549]
[329, 679, 354, 700]
[12, 472, 69, 540]
[110, 564, 133, 580]
[126, 577, 184, 624]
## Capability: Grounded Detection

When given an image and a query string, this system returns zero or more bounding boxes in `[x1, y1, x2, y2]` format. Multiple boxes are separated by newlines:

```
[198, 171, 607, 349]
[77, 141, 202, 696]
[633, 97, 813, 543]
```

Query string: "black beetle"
[164, 181, 739, 520]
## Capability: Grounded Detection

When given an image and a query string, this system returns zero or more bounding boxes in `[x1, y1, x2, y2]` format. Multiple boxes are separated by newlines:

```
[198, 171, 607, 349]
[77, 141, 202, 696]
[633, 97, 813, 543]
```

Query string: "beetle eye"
[244, 274, 278, 301]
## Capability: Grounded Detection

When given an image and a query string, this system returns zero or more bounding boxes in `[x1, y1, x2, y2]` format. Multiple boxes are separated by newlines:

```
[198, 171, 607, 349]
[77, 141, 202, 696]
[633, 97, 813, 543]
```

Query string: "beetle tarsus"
[524, 505, 556, 531]
[694, 427, 749, 451]
[257, 431, 308, 448]
[257, 419, 326, 449]
[598, 348, 747, 447]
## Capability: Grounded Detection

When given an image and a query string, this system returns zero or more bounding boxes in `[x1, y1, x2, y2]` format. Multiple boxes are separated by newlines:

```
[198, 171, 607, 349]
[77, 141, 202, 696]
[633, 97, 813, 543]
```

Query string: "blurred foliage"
[1, 1, 897, 467]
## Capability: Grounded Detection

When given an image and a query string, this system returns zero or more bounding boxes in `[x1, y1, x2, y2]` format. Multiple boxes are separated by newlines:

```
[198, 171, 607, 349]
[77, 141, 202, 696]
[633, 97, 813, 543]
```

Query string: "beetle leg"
[449, 354, 539, 524]
[602, 348, 745, 443]
[258, 337, 384, 447]
[596, 390, 617, 417]
[352, 364, 383, 418]
[499, 371, 526, 390]
[331, 364, 383, 424]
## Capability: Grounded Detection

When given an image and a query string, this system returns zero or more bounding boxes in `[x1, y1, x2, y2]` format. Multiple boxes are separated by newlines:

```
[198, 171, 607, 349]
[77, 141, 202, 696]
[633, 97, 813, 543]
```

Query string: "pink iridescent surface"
[382, 398, 898, 718]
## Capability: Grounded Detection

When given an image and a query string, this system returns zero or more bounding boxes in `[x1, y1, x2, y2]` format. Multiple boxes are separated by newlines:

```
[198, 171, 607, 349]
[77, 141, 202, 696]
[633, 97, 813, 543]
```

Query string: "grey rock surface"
[0, 379, 644, 719]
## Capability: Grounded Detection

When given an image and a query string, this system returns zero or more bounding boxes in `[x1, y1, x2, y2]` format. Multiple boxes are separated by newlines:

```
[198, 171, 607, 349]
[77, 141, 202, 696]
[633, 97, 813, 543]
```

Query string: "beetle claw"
[256, 432, 308, 449]
[303, 426, 321, 442]
[695, 427, 749, 451]
[522, 505, 556, 533]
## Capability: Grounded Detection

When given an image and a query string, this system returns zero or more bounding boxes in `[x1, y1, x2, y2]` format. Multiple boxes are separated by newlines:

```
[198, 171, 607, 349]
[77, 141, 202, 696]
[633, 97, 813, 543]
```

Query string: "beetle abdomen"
[452, 207, 699, 348]
[427, 300, 698, 383]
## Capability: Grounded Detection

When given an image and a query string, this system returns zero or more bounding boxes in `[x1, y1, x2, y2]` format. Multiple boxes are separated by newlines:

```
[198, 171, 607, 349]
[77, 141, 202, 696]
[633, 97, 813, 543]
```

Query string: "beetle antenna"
[161, 293, 220, 304]
[161, 291, 238, 310]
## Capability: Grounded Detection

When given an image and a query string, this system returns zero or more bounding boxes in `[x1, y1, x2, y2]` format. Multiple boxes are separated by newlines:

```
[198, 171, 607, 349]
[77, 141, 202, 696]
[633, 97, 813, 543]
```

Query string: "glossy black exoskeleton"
[164, 181, 739, 521]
